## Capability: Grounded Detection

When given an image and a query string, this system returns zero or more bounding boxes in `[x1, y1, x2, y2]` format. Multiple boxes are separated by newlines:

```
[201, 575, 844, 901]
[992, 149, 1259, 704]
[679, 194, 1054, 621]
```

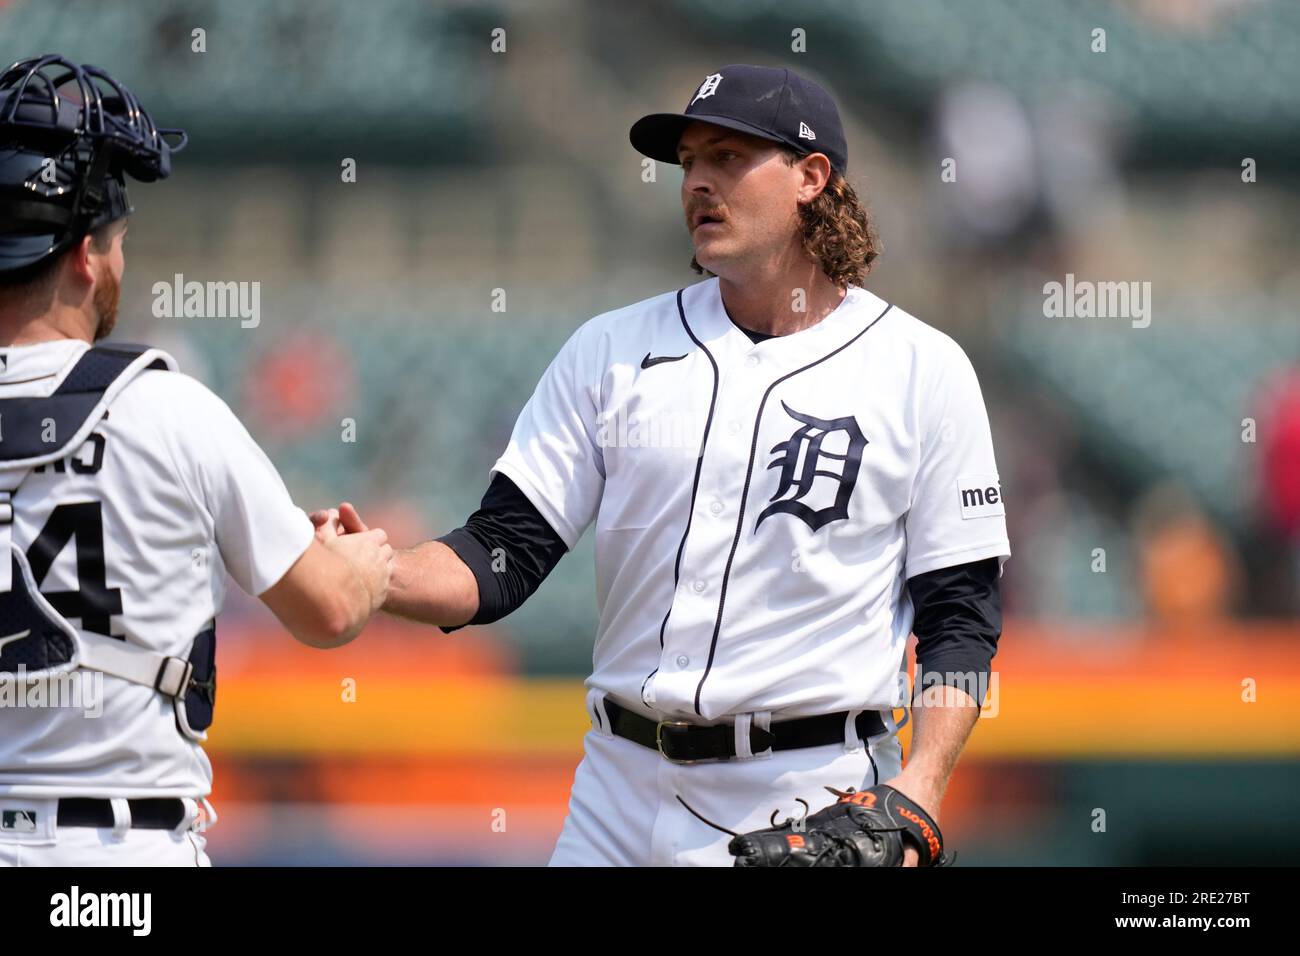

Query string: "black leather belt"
[603, 697, 888, 764]
[57, 798, 187, 830]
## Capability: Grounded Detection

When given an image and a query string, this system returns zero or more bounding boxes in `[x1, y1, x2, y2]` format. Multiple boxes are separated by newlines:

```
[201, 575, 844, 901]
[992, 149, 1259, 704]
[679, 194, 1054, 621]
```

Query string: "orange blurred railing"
[208, 618, 1300, 760]
[199, 618, 1299, 859]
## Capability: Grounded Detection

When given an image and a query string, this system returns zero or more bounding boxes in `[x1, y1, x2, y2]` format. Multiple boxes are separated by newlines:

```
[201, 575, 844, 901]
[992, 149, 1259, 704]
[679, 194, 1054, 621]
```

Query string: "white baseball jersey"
[493, 277, 1010, 722]
[0, 338, 312, 799]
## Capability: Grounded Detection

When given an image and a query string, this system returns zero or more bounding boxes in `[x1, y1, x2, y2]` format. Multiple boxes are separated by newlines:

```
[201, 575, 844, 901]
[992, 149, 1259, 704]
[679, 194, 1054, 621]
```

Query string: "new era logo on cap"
[630, 64, 848, 175]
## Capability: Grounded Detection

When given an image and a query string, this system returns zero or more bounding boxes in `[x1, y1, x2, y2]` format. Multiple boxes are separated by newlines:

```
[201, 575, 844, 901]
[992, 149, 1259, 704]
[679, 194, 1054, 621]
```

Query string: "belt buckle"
[655, 718, 709, 765]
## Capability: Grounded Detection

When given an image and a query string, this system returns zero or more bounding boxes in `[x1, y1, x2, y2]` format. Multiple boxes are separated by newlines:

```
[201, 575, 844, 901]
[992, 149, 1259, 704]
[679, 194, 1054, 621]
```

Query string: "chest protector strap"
[0, 344, 214, 739]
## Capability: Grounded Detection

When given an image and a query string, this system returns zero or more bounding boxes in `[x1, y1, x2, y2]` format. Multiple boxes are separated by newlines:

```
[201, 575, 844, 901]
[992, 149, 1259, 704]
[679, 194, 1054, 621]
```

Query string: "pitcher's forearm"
[899, 683, 981, 797]
[383, 541, 479, 627]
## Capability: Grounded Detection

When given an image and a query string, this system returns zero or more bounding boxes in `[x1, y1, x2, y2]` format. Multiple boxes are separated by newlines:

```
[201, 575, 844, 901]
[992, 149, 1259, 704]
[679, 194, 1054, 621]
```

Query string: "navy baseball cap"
[630, 64, 848, 175]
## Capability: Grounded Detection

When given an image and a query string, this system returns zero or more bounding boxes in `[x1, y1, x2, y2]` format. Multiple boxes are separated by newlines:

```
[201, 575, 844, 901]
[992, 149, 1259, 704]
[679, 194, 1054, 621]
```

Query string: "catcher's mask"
[0, 54, 186, 280]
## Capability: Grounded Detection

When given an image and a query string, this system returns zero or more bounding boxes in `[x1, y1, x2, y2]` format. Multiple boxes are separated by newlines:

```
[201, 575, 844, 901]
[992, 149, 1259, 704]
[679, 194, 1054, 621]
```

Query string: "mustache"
[686, 204, 727, 225]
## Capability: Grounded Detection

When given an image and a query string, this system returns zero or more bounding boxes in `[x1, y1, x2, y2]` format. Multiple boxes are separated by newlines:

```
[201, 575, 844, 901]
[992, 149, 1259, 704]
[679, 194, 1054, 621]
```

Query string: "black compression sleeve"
[906, 557, 1003, 706]
[435, 473, 569, 633]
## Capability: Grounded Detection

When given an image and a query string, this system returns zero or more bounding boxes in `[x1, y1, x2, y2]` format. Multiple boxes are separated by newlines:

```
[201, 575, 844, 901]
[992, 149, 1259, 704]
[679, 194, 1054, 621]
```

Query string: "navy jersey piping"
[692, 302, 895, 716]
[640, 288, 721, 704]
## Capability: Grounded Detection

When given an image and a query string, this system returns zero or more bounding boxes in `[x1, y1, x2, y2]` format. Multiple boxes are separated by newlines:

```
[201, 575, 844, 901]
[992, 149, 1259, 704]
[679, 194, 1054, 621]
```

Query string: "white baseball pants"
[0, 797, 213, 867]
[549, 700, 904, 866]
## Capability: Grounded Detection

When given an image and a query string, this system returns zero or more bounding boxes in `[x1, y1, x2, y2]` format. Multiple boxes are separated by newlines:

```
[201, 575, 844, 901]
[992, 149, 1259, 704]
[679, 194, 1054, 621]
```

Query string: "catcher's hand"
[727, 784, 954, 867]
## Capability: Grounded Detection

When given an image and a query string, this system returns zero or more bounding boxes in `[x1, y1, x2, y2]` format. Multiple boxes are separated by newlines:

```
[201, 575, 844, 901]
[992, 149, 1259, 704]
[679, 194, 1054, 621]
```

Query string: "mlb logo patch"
[957, 475, 1005, 519]
[1, 809, 37, 832]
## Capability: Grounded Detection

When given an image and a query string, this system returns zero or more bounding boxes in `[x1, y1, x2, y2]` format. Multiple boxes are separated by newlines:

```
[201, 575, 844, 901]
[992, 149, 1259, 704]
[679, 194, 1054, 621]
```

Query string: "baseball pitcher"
[0, 55, 392, 866]
[319, 64, 1010, 867]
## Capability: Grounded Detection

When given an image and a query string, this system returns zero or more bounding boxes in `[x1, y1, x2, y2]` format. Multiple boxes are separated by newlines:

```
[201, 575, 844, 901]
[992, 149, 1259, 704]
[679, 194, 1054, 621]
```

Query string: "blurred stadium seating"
[678, 0, 1300, 162]
[2, 0, 1297, 864]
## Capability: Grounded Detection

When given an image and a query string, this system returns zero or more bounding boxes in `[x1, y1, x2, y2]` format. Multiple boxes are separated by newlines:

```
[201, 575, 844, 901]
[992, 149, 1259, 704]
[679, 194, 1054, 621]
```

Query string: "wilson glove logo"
[897, 806, 941, 859]
[839, 791, 878, 808]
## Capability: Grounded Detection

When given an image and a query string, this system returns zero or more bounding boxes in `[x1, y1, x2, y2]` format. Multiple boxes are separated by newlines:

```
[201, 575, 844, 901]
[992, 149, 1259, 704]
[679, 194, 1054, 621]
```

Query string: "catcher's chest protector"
[0, 343, 216, 742]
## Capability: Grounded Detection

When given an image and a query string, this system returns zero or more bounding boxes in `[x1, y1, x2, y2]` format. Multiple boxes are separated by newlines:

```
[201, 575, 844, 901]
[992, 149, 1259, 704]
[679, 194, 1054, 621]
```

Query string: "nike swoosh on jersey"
[0, 629, 32, 653]
[640, 352, 688, 369]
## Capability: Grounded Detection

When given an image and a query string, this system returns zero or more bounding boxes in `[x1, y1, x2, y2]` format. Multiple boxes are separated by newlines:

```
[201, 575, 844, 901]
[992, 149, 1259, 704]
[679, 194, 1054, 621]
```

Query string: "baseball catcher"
[0, 54, 392, 867]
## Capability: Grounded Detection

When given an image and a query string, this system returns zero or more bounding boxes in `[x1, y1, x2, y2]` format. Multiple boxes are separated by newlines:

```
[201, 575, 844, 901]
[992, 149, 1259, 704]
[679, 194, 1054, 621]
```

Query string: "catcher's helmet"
[0, 54, 186, 280]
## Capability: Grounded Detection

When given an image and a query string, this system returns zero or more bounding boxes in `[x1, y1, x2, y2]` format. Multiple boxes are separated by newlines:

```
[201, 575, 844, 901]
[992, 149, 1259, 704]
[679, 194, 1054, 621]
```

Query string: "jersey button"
[692, 579, 706, 593]
[745, 355, 759, 368]
[675, 655, 690, 669]
[709, 501, 723, 516]
[728, 420, 741, 435]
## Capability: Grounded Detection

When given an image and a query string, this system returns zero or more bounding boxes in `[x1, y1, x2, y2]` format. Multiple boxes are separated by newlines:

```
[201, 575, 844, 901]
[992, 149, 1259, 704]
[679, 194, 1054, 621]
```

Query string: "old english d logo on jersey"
[756, 402, 866, 532]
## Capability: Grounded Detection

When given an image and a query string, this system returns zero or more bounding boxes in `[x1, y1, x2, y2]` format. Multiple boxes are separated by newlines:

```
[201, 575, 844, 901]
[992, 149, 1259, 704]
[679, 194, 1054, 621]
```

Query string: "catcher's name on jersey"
[494, 277, 1010, 723]
[0, 339, 312, 799]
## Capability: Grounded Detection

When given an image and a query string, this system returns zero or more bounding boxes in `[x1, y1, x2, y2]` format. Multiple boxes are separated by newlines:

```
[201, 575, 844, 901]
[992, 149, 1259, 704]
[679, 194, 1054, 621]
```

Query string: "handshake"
[283, 500, 474, 647]
[290, 501, 393, 647]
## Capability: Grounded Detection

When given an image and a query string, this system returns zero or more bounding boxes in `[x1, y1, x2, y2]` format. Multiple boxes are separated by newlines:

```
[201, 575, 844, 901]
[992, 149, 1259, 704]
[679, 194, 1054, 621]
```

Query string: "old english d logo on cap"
[691, 73, 723, 105]
[629, 64, 849, 175]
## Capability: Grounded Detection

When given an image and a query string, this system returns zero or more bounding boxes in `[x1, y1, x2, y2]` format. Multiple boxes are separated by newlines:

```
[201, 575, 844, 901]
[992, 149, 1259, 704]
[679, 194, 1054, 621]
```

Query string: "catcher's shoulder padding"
[728, 784, 954, 867]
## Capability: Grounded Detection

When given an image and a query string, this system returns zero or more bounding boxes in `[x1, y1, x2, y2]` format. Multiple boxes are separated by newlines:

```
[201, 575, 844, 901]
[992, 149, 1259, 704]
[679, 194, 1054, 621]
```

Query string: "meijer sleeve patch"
[956, 475, 1005, 519]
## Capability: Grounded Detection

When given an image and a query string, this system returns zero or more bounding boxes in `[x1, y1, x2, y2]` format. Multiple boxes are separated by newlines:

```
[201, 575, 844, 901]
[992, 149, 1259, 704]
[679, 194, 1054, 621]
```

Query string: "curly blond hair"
[691, 147, 880, 289]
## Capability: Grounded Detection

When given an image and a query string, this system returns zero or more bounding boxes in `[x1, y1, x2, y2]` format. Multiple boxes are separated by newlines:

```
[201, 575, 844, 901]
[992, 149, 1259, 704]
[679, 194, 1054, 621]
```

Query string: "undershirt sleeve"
[435, 473, 569, 633]
[906, 557, 1003, 706]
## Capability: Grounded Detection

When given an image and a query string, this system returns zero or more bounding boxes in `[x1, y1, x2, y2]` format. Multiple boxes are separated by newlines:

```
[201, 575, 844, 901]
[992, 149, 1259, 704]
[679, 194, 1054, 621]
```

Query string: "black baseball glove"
[727, 784, 954, 867]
